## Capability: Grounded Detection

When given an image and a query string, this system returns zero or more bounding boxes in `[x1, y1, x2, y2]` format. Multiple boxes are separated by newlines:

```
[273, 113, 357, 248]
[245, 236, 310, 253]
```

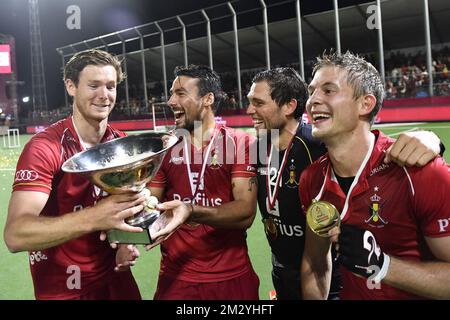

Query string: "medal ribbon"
[266, 138, 294, 211]
[184, 128, 219, 203]
[314, 133, 375, 221]
[72, 117, 89, 151]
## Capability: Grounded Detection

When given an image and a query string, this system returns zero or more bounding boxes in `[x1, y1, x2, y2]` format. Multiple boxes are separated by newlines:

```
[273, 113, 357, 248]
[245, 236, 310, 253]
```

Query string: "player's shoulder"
[295, 123, 317, 142]
[300, 154, 328, 182]
[294, 122, 325, 151]
[108, 125, 126, 138]
[374, 130, 396, 149]
[221, 125, 256, 143]
[221, 125, 251, 137]
[28, 119, 68, 149]
[405, 156, 449, 181]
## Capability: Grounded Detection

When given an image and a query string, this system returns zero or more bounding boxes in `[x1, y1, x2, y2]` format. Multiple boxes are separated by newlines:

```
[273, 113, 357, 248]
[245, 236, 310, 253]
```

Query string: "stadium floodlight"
[22, 96, 30, 103]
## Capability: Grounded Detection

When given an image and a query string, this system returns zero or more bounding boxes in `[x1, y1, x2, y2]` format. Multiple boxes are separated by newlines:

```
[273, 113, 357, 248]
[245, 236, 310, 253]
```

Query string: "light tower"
[29, 0, 48, 112]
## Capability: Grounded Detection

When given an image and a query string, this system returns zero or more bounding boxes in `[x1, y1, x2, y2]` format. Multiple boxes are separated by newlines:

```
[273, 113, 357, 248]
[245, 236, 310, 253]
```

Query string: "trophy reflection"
[62, 132, 179, 244]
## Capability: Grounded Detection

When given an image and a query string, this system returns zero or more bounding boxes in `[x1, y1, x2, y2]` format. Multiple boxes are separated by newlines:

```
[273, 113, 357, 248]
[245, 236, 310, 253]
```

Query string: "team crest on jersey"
[209, 148, 222, 169]
[365, 187, 388, 228]
[284, 160, 299, 189]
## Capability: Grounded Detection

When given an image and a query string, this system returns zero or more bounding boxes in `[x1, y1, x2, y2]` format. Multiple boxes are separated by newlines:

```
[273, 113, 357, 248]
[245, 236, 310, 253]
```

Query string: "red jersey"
[150, 125, 257, 282]
[299, 131, 450, 300]
[12, 116, 131, 299]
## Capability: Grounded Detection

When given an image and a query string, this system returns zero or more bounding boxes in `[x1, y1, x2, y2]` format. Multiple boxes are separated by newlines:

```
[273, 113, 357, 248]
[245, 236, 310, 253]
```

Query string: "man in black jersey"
[246, 67, 443, 300]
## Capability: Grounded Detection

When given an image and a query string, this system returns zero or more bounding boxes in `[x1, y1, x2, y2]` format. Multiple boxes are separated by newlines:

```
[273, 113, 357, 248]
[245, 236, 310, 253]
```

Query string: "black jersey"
[257, 122, 326, 268]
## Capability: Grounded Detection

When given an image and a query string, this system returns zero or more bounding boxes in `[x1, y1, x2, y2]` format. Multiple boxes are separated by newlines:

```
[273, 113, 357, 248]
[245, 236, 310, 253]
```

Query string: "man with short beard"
[247, 67, 443, 300]
[5, 49, 143, 300]
[145, 65, 259, 300]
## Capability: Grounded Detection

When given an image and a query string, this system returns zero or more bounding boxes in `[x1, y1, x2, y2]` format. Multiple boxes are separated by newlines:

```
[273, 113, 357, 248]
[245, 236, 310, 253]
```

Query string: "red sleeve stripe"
[231, 171, 256, 176]
[149, 180, 166, 187]
[13, 182, 52, 190]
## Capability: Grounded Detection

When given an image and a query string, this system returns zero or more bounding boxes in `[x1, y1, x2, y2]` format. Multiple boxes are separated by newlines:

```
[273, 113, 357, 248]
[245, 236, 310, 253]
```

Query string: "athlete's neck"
[326, 126, 374, 177]
[274, 118, 299, 151]
[190, 112, 216, 149]
[72, 110, 107, 148]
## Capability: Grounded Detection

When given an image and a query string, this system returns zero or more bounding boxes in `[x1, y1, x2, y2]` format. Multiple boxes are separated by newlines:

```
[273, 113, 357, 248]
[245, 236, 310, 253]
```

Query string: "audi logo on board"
[15, 170, 39, 181]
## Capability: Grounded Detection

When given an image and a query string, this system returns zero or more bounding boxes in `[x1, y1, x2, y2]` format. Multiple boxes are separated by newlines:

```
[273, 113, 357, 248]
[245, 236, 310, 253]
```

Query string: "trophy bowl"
[62, 132, 180, 244]
[62, 132, 179, 194]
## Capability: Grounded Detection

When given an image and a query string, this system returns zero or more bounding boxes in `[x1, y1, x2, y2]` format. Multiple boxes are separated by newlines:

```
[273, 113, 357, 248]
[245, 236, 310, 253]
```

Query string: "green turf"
[0, 134, 35, 300]
[374, 122, 450, 152]
[0, 122, 449, 299]
[0, 132, 271, 300]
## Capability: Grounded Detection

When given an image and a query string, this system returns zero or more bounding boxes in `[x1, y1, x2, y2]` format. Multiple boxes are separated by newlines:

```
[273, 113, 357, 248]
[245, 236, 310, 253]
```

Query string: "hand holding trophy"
[62, 132, 179, 244]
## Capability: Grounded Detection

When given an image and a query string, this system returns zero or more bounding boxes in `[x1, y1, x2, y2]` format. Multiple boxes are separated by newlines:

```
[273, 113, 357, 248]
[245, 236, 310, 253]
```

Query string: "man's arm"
[149, 176, 257, 243]
[114, 244, 140, 272]
[4, 190, 145, 253]
[382, 236, 450, 300]
[336, 224, 450, 300]
[380, 155, 450, 299]
[384, 130, 442, 167]
[301, 225, 333, 300]
[189, 176, 257, 229]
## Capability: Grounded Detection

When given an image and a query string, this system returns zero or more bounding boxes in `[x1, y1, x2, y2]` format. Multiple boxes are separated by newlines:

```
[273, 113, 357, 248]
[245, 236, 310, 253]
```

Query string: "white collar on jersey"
[71, 117, 90, 151]
[314, 132, 375, 221]
[183, 128, 220, 200]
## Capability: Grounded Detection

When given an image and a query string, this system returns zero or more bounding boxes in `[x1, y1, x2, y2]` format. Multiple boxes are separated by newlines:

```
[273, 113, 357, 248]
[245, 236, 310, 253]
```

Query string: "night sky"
[0, 0, 366, 110]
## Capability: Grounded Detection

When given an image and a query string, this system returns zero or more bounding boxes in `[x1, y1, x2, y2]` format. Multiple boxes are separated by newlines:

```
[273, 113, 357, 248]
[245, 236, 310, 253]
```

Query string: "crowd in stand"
[26, 46, 450, 126]
[28, 107, 72, 126]
[217, 48, 450, 111]
[383, 47, 450, 99]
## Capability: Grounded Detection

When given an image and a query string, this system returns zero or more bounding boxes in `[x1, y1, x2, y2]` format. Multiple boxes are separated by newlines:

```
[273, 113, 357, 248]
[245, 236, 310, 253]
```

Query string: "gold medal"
[306, 199, 340, 237]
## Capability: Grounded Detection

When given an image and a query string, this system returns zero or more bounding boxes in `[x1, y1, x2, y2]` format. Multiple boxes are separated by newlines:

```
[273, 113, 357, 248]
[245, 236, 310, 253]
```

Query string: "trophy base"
[127, 210, 160, 228]
[107, 210, 160, 244]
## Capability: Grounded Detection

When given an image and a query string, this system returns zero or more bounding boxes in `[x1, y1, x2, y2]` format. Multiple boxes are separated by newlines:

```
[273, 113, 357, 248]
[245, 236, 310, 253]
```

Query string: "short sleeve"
[411, 157, 450, 238]
[231, 131, 257, 178]
[12, 137, 59, 194]
[148, 153, 168, 188]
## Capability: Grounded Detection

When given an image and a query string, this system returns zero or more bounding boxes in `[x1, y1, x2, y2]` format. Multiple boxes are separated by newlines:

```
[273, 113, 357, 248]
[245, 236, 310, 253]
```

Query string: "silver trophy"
[62, 132, 179, 244]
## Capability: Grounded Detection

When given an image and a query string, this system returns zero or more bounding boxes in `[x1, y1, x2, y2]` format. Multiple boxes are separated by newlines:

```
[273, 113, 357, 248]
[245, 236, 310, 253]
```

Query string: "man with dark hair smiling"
[247, 66, 444, 300]
[4, 49, 143, 300]
[144, 65, 260, 300]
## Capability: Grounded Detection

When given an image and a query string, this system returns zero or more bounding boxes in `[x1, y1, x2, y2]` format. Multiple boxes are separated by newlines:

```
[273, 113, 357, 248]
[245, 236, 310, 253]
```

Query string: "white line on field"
[387, 127, 419, 137]
[420, 125, 450, 129]
[384, 125, 450, 130]
[374, 122, 425, 128]
[0, 168, 15, 171]
[374, 123, 450, 130]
